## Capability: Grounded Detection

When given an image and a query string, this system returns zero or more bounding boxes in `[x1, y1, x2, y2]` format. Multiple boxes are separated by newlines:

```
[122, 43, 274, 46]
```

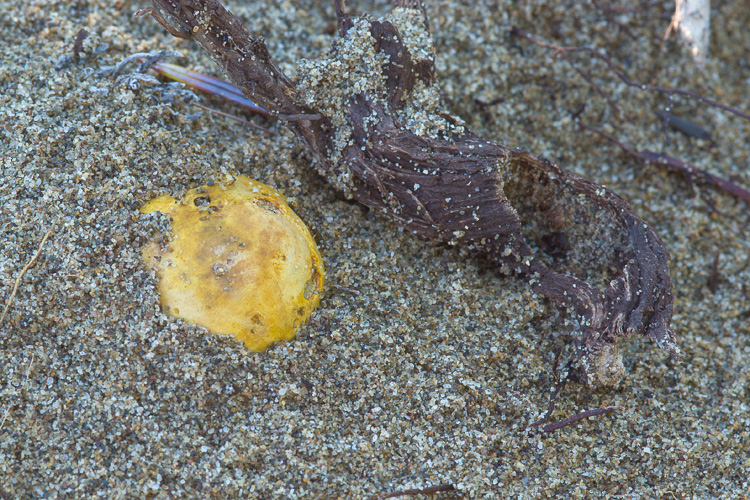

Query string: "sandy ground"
[1, 0, 749, 498]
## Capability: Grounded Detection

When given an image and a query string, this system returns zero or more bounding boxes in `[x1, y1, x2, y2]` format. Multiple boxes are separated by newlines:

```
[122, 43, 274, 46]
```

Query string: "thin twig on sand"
[511, 28, 750, 122]
[0, 227, 54, 325]
[540, 405, 623, 433]
[580, 123, 750, 204]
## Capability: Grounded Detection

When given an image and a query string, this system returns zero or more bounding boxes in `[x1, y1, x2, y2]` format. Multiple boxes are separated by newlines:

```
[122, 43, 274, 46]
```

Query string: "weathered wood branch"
[139, 0, 679, 387]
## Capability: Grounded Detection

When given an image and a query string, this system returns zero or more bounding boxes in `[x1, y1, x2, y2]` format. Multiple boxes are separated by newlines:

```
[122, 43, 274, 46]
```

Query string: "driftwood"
[137, 0, 679, 387]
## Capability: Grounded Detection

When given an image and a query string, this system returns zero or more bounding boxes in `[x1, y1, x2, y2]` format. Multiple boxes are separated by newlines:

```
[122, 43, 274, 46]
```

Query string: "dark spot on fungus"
[254, 197, 283, 214]
[194, 195, 211, 206]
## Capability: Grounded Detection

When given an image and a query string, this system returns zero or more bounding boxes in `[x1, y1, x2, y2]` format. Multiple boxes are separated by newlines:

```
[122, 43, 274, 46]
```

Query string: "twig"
[0, 228, 54, 325]
[529, 352, 571, 428]
[511, 28, 750, 122]
[188, 101, 272, 135]
[276, 113, 323, 122]
[135, 7, 192, 39]
[72, 28, 89, 63]
[568, 62, 622, 114]
[511, 27, 623, 116]
[637, 152, 750, 204]
[376, 484, 456, 499]
[541, 405, 622, 433]
[579, 122, 750, 204]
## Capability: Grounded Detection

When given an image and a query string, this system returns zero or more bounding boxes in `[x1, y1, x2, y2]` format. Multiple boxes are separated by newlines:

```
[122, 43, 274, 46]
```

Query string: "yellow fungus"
[141, 176, 324, 352]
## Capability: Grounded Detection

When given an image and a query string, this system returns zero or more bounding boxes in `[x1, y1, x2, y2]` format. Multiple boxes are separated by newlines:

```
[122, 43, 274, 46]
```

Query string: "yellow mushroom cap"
[140, 176, 324, 352]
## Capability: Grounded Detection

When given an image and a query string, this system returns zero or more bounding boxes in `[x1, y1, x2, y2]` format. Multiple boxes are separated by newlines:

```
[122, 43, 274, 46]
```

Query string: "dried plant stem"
[580, 122, 750, 204]
[511, 27, 750, 205]
[0, 228, 54, 325]
[511, 28, 750, 122]
[541, 405, 622, 433]
[529, 353, 571, 429]
[188, 101, 272, 135]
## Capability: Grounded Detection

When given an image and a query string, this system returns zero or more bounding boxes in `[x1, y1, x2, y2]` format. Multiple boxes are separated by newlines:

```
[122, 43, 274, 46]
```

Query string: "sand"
[1, 0, 749, 498]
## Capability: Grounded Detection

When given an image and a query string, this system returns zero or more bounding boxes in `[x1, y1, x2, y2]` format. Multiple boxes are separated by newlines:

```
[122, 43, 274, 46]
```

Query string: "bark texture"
[140, 0, 679, 387]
